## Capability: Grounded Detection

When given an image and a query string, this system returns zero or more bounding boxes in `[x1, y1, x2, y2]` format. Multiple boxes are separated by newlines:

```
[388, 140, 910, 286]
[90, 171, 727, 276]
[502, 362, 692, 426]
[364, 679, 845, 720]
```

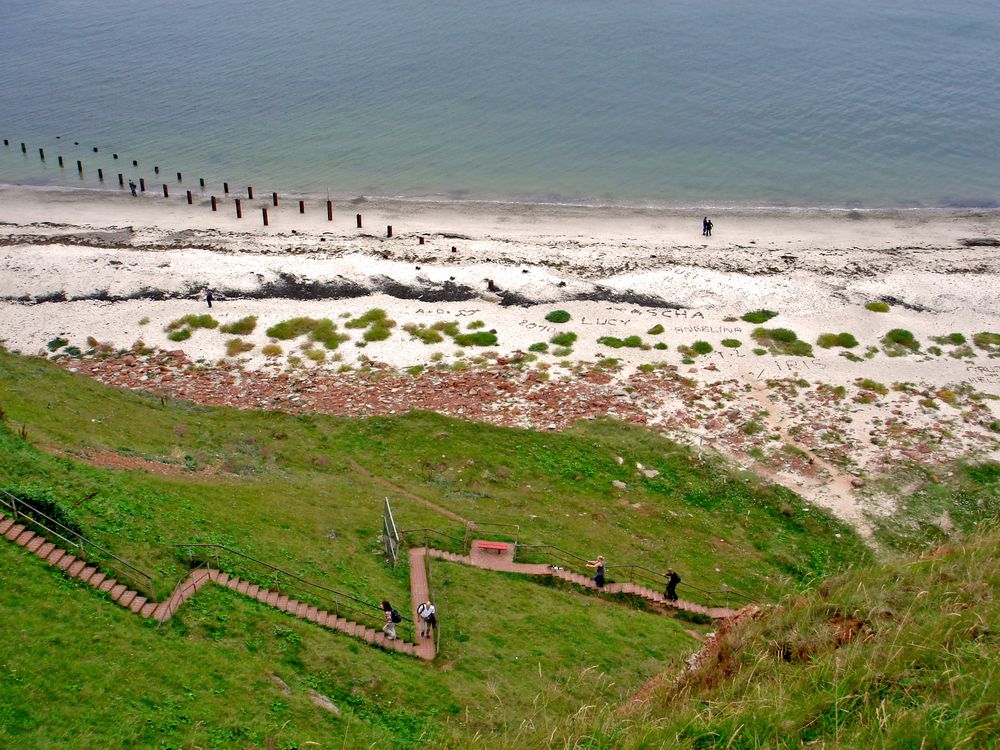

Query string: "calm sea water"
[1, 0, 997, 208]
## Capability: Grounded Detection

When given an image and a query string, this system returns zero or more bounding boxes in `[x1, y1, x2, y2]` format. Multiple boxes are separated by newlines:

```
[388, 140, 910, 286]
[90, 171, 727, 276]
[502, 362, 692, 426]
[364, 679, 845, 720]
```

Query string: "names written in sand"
[605, 306, 705, 319]
[415, 308, 481, 317]
[965, 365, 1000, 384]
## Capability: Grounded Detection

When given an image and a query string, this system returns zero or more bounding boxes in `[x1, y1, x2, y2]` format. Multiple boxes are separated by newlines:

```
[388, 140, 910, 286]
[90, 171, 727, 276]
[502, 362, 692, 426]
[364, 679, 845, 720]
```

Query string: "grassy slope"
[0, 350, 870, 747]
[529, 528, 1000, 750]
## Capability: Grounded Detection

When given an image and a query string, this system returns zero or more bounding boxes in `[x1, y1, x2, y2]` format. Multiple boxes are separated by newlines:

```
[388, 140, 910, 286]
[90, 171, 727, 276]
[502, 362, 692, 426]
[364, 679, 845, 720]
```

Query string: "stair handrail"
[172, 543, 413, 638]
[464, 521, 520, 551]
[156, 558, 212, 626]
[0, 488, 156, 598]
[398, 527, 467, 551]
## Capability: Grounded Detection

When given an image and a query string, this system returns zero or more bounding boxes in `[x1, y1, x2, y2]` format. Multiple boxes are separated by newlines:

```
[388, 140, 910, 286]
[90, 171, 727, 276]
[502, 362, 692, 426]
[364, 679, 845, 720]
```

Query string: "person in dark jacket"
[587, 555, 606, 588]
[664, 568, 681, 601]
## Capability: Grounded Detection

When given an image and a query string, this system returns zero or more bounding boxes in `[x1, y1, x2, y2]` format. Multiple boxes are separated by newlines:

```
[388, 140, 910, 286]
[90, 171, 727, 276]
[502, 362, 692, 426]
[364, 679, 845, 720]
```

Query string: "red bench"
[475, 541, 510, 555]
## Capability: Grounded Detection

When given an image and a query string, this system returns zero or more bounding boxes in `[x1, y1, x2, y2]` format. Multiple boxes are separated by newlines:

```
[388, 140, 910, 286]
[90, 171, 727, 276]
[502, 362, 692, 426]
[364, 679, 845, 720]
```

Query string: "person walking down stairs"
[586, 555, 606, 588]
[382, 600, 401, 640]
[417, 600, 437, 638]
[664, 568, 681, 601]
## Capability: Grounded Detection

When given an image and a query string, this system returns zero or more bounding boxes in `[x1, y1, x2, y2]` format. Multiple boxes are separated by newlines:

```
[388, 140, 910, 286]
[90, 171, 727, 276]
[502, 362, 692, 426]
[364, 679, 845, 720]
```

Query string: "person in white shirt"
[416, 600, 437, 638]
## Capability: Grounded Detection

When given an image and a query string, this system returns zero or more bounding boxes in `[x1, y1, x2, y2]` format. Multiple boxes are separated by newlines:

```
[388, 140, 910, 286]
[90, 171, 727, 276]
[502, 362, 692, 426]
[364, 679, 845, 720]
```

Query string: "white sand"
[1, 183, 998, 536]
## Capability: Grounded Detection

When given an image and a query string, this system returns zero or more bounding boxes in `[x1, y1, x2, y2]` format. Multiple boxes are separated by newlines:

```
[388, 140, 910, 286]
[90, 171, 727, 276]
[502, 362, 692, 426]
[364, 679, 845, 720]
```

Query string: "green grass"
[751, 328, 814, 357]
[647, 324, 665, 335]
[740, 310, 778, 324]
[544, 310, 571, 324]
[528, 342, 548, 353]
[597, 336, 645, 349]
[522, 525, 1000, 749]
[816, 332, 858, 349]
[0, 349, 881, 747]
[166, 329, 191, 342]
[167, 314, 218, 332]
[265, 318, 349, 350]
[452, 331, 497, 347]
[219, 316, 258, 335]
[865, 300, 890, 312]
[973, 331, 1000, 354]
[930, 332, 966, 346]
[403, 323, 445, 345]
[261, 343, 282, 357]
[345, 308, 389, 329]
[720, 339, 741, 348]
[225, 338, 254, 356]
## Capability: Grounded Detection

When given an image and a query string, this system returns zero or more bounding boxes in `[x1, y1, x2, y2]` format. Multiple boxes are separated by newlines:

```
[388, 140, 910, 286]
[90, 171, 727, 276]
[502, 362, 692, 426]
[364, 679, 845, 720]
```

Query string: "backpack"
[390, 608, 402, 623]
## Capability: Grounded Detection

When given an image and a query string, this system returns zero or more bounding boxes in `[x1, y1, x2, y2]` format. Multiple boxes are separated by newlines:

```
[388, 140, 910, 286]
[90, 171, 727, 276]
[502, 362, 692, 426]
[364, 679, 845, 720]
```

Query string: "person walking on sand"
[702, 216, 709, 236]
[664, 567, 681, 601]
[417, 599, 437, 639]
[586, 555, 606, 588]
[381, 599, 400, 640]
[706, 219, 713, 237]
[129, 180, 137, 197]
[205, 289, 213, 308]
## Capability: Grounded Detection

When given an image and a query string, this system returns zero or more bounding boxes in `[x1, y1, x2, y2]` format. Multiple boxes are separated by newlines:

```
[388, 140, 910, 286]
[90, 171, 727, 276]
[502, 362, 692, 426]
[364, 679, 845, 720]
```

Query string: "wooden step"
[5, 523, 26, 541]
[281, 598, 298, 614]
[14, 529, 36, 547]
[88, 572, 107, 589]
[226, 577, 241, 590]
[109, 584, 127, 601]
[245, 584, 259, 598]
[57, 554, 77, 572]
[217, 573, 230, 586]
[140, 602, 158, 619]
[236, 580, 250, 595]
[99, 578, 117, 593]
[35, 541, 55, 559]
[118, 590, 137, 608]
[276, 595, 289, 611]
[67, 560, 87, 577]
[266, 591, 279, 607]
[45, 547, 66, 565]
[295, 602, 308, 618]
[26, 536, 45, 553]
[306, 606, 319, 622]
[0, 517, 14, 535]
[129, 595, 148, 613]
[77, 566, 98, 583]
[363, 628, 376, 643]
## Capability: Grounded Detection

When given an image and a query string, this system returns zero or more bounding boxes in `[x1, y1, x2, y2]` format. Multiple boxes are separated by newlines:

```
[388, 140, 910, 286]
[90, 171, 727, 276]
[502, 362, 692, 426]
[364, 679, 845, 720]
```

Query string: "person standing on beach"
[129, 180, 137, 197]
[663, 568, 681, 601]
[205, 289, 213, 308]
[702, 216, 709, 236]
[706, 219, 713, 237]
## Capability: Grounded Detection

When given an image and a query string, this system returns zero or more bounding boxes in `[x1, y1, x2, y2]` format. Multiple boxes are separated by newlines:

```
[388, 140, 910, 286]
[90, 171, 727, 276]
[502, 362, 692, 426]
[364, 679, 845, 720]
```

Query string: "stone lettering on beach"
[581, 316, 631, 327]
[965, 365, 1000, 384]
[519, 320, 556, 332]
[755, 359, 827, 379]
[605, 306, 704, 319]
[674, 325, 742, 333]
[415, 308, 480, 317]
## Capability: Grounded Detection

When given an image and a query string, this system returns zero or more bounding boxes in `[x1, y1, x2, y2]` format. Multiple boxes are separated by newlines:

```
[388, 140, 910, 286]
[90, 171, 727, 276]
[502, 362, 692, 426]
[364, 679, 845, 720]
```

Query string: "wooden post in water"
[38, 147, 45, 160]
[211, 195, 217, 211]
[132, 159, 138, 167]
[224, 182, 229, 194]
[262, 207, 269, 226]
[113, 153, 118, 160]
[247, 186, 253, 199]
[419, 236, 425, 245]
[387, 225, 392, 238]
[299, 200, 305, 214]
[58, 156, 64, 167]
[186, 190, 193, 205]
[177, 172, 182, 182]
[77, 160, 83, 174]
[162, 184, 169, 198]
[3, 139, 9, 146]
[97, 168, 104, 181]
[327, 200, 333, 221]
[199, 178, 205, 188]
[118, 173, 124, 187]
[356, 213, 362, 228]
[272, 191, 278, 206]
[154, 166, 160, 174]
[235, 198, 242, 218]
[140, 177, 146, 191]
[21, 142, 27, 153]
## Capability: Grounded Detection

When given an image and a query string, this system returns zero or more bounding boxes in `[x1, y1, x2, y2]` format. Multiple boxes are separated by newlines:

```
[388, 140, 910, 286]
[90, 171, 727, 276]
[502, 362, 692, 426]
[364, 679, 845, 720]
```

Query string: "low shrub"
[721, 338, 742, 348]
[167, 314, 217, 331]
[225, 338, 254, 356]
[817, 332, 858, 349]
[865, 301, 890, 313]
[545, 310, 571, 324]
[741, 309, 778, 324]
[692, 340, 713, 355]
[310, 319, 350, 350]
[550, 332, 577, 347]
[647, 324, 665, 335]
[528, 342, 548, 353]
[453, 331, 498, 347]
[167, 329, 191, 342]
[345, 308, 389, 329]
[973, 331, 1000, 353]
[881, 328, 920, 355]
[46, 337, 68, 352]
[752, 328, 813, 356]
[266, 317, 321, 340]
[467, 320, 486, 330]
[220, 315, 258, 335]
[597, 335, 645, 349]
[857, 378, 888, 395]
[653, 343, 668, 351]
[262, 343, 283, 357]
[403, 324, 445, 344]
[931, 332, 966, 346]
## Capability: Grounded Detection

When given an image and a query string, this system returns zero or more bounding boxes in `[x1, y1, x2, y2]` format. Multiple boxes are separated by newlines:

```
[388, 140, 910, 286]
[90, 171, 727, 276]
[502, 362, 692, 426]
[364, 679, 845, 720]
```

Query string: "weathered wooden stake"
[419, 236, 425, 245]
[356, 213, 362, 228]
[58, 156, 64, 167]
[154, 166, 160, 174]
[162, 184, 169, 198]
[38, 147, 45, 160]
[247, 186, 253, 199]
[327, 200, 333, 221]
[235, 198, 242, 218]
[199, 177, 205, 188]
[3, 139, 9, 146]
[92, 147, 98, 153]
[211, 195, 217, 211]
[186, 190, 193, 205]
[176, 172, 182, 182]
[387, 225, 393, 237]
[132, 159, 138, 167]
[113, 153, 118, 160]
[224, 182, 229, 194]
[97, 168, 104, 181]
[262, 207, 269, 226]
[21, 142, 27, 153]
[118, 173, 124, 187]
[299, 200, 305, 214]
[77, 160, 83, 173]
[140, 178, 146, 191]
[272, 191, 278, 206]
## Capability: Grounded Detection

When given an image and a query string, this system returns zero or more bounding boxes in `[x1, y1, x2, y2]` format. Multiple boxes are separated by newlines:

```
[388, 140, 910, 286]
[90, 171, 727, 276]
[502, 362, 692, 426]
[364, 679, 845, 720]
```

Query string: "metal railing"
[398, 527, 467, 555]
[0, 488, 157, 598]
[173, 543, 414, 642]
[463, 521, 520, 551]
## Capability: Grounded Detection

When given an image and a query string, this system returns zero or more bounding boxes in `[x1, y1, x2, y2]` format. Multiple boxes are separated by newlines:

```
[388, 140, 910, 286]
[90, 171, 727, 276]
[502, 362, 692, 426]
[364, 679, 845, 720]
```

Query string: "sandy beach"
[1, 183, 998, 537]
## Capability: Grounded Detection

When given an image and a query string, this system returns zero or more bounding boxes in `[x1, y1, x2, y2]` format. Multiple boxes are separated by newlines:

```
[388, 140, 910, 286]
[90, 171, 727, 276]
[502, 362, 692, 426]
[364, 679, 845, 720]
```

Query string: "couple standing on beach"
[702, 217, 714, 236]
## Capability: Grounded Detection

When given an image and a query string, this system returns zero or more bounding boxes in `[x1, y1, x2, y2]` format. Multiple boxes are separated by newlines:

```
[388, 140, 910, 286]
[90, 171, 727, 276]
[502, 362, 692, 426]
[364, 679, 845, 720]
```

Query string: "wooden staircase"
[1, 513, 421, 658]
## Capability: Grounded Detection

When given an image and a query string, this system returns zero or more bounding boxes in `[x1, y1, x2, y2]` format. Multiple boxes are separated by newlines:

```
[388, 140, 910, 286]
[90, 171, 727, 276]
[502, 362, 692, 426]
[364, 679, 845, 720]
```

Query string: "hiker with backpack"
[664, 568, 681, 601]
[416, 599, 437, 639]
[382, 599, 401, 640]
[586, 555, 606, 588]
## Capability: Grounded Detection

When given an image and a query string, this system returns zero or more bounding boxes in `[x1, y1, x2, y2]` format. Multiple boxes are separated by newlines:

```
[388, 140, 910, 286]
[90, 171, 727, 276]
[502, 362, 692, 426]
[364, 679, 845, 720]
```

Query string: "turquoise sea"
[0, 0, 997, 208]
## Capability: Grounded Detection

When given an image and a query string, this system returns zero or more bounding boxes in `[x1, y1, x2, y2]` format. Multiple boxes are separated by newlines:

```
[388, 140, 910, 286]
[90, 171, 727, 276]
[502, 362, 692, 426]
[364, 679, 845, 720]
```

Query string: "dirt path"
[346, 457, 470, 525]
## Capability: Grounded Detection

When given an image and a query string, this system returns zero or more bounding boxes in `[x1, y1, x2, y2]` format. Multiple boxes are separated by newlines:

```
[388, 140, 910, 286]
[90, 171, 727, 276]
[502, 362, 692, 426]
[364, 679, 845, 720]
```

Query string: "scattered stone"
[308, 689, 340, 715]
[612, 480, 628, 490]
